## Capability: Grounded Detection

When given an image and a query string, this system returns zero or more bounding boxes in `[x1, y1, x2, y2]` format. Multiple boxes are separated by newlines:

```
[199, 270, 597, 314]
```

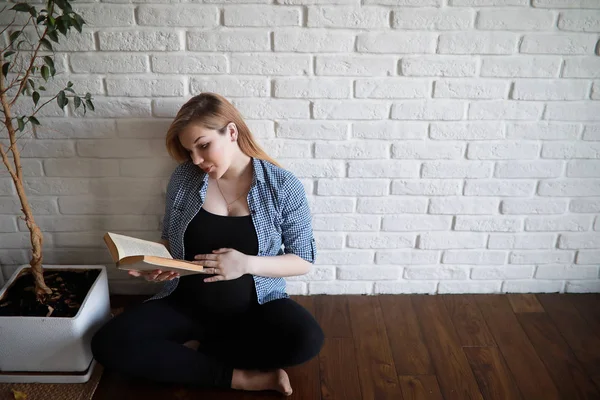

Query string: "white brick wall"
[1, 1, 599, 295]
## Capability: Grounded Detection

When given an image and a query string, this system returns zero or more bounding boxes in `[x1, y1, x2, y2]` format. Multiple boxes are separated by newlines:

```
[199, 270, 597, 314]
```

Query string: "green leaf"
[57, 91, 68, 109]
[43, 56, 56, 76]
[43, 56, 54, 70]
[33, 91, 40, 106]
[85, 99, 94, 111]
[28, 78, 35, 89]
[17, 117, 25, 132]
[41, 65, 49, 81]
[74, 96, 81, 108]
[4, 51, 15, 58]
[29, 116, 40, 126]
[11, 4, 31, 12]
[48, 16, 56, 28]
[39, 86, 46, 91]
[47, 30, 59, 43]
[67, 81, 73, 88]
[73, 13, 86, 29]
[29, 7, 37, 18]
[54, 0, 67, 10]
[85, 92, 91, 100]
[56, 17, 68, 36]
[62, 1, 73, 13]
[40, 38, 52, 51]
[72, 17, 82, 33]
[1, 62, 9, 78]
[9, 31, 21, 44]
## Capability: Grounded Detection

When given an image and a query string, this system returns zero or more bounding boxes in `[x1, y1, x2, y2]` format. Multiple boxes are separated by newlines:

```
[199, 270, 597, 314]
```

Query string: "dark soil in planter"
[0, 269, 101, 318]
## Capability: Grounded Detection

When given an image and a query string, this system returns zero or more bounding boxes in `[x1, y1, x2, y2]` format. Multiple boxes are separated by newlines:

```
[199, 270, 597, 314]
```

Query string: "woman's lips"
[203, 166, 214, 173]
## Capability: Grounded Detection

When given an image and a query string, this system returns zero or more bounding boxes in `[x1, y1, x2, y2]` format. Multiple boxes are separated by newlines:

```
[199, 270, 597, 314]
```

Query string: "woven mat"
[0, 363, 103, 400]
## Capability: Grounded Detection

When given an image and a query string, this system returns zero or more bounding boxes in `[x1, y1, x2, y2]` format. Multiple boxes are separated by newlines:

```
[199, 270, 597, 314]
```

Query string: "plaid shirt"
[146, 157, 316, 305]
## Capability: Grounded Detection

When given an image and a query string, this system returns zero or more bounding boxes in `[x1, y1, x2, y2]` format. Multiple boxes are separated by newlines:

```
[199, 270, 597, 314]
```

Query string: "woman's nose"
[191, 152, 203, 165]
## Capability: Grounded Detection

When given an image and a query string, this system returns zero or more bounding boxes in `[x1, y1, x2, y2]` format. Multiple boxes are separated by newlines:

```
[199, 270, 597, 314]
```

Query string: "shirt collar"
[251, 157, 265, 184]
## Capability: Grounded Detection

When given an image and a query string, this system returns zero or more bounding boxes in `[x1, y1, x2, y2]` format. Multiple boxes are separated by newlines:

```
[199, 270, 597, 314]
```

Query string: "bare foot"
[232, 368, 293, 396]
[182, 340, 200, 351]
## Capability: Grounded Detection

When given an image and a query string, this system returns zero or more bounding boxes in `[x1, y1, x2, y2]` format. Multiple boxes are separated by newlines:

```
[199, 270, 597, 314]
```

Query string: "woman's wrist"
[245, 255, 259, 275]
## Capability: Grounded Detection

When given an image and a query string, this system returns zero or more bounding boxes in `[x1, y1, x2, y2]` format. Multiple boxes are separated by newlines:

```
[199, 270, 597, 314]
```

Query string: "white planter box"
[0, 265, 111, 383]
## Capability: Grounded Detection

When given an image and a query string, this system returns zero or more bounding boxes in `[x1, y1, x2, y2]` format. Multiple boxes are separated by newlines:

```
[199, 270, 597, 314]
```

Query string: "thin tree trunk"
[0, 71, 51, 301]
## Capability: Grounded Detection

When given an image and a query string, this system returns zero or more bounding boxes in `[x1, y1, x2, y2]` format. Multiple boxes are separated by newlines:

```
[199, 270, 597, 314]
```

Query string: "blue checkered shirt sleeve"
[160, 175, 176, 241]
[281, 174, 316, 264]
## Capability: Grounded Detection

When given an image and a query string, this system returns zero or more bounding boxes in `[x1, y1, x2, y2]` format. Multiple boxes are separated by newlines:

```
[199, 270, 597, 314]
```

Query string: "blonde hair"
[165, 92, 280, 167]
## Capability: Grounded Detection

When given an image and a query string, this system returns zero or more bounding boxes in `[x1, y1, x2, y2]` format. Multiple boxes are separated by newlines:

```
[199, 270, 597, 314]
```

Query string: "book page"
[107, 232, 173, 259]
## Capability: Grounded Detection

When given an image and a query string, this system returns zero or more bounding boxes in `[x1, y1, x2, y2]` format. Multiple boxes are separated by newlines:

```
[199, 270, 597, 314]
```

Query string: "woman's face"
[178, 122, 236, 178]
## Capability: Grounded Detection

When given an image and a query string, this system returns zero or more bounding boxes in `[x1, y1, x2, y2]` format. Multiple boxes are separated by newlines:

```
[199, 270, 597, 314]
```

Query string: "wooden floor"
[93, 294, 600, 400]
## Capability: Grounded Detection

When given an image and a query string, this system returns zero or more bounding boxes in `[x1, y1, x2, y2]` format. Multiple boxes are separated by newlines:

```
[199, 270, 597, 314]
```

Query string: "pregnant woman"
[91, 92, 324, 396]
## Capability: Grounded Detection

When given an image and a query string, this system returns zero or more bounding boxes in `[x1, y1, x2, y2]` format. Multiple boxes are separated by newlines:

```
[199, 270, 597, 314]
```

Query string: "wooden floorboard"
[379, 295, 434, 375]
[516, 312, 600, 399]
[463, 346, 523, 400]
[315, 295, 352, 338]
[570, 294, 600, 334]
[537, 294, 600, 378]
[347, 296, 402, 400]
[442, 294, 496, 347]
[92, 294, 600, 400]
[397, 375, 444, 400]
[319, 338, 362, 400]
[412, 295, 483, 400]
[475, 295, 561, 400]
[507, 294, 545, 313]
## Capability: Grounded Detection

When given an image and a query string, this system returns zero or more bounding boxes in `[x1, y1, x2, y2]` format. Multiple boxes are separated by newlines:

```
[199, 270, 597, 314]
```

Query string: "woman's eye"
[200, 143, 209, 149]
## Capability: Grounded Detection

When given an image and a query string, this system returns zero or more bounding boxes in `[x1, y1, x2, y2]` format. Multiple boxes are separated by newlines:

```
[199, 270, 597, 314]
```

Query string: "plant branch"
[0, 38, 51, 298]
[0, 72, 22, 182]
[0, 143, 18, 182]
[0, 11, 17, 38]
[9, 19, 48, 109]
[30, 93, 59, 117]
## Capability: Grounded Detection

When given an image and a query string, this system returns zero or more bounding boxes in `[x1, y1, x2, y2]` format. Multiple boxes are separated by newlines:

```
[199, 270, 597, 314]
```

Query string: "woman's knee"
[288, 319, 324, 364]
[91, 324, 114, 364]
[90, 317, 134, 369]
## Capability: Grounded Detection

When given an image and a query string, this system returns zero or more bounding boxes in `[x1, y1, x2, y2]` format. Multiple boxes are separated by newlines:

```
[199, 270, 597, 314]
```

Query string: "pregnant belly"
[172, 273, 257, 315]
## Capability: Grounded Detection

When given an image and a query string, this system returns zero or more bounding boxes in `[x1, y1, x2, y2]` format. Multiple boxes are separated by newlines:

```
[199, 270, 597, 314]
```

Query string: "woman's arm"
[247, 253, 311, 278]
[246, 172, 315, 279]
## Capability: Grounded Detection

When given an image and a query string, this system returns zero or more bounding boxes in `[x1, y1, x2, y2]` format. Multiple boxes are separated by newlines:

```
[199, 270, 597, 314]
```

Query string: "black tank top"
[171, 208, 259, 315]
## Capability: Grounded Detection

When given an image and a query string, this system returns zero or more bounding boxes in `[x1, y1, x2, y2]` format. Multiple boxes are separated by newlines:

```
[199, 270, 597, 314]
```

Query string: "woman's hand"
[128, 269, 179, 282]
[193, 248, 250, 283]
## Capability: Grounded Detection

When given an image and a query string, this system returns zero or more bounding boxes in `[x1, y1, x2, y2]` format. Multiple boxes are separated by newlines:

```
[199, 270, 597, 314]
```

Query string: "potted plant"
[0, 1, 111, 383]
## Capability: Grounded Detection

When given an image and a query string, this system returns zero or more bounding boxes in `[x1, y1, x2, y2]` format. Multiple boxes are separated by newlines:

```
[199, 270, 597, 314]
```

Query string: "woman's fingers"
[192, 260, 218, 267]
[158, 271, 179, 281]
[128, 269, 179, 281]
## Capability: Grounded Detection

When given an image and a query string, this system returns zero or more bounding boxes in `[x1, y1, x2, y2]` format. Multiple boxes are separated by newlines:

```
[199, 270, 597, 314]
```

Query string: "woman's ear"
[228, 123, 238, 142]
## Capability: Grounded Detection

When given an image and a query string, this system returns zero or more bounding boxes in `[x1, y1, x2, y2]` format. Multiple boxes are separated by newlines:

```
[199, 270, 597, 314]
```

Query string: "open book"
[103, 232, 207, 276]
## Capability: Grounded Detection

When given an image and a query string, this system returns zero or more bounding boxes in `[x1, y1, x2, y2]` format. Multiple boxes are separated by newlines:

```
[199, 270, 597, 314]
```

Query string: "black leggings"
[91, 276, 324, 388]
